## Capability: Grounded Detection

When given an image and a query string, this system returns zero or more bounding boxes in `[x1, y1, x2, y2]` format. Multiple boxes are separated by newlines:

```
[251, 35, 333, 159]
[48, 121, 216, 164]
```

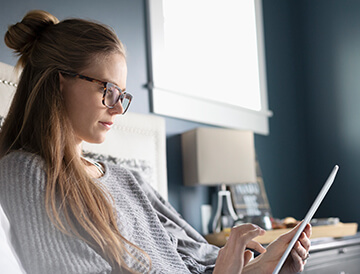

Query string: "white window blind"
[147, 0, 272, 135]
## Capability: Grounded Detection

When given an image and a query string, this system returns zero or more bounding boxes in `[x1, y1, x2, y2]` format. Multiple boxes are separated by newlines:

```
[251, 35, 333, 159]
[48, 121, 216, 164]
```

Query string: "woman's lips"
[99, 121, 113, 130]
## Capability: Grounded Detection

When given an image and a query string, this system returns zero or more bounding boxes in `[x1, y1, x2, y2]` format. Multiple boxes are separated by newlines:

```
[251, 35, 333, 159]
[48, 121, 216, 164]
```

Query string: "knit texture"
[0, 151, 218, 273]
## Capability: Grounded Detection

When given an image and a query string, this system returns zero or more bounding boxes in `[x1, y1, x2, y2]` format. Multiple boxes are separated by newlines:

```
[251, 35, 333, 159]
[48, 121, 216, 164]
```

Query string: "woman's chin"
[83, 135, 107, 145]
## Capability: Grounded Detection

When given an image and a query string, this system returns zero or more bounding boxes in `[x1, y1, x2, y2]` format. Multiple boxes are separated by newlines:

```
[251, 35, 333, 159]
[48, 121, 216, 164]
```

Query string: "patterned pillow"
[83, 151, 154, 186]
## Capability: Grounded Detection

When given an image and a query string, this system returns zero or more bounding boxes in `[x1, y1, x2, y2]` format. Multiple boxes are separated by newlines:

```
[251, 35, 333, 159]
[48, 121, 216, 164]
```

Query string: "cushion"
[83, 151, 154, 187]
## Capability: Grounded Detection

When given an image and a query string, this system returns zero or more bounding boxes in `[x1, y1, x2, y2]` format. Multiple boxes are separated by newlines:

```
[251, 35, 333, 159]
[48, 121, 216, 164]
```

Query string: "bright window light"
[147, 0, 272, 134]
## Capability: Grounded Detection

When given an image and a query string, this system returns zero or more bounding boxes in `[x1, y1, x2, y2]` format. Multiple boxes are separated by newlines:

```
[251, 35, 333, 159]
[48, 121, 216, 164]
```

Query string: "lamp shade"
[181, 127, 257, 186]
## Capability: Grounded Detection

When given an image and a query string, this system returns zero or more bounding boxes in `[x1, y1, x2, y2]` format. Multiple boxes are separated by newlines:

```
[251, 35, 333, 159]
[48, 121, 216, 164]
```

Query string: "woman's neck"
[77, 143, 104, 178]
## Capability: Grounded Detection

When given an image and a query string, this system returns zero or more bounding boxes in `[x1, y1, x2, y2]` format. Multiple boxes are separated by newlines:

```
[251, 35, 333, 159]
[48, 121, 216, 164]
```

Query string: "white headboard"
[82, 112, 168, 200]
[0, 62, 20, 117]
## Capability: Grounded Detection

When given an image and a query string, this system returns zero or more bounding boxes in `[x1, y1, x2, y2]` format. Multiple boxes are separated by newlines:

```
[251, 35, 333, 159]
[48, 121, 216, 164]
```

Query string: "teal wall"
[301, 0, 360, 222]
[1, 0, 359, 233]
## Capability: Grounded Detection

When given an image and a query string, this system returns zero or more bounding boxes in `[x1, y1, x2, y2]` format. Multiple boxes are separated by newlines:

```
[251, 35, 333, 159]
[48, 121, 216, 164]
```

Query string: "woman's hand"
[278, 222, 311, 273]
[244, 221, 312, 274]
[213, 223, 267, 274]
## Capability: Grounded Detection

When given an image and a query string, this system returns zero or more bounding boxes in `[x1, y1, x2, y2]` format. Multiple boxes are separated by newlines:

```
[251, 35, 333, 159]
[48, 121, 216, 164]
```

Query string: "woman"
[0, 10, 311, 274]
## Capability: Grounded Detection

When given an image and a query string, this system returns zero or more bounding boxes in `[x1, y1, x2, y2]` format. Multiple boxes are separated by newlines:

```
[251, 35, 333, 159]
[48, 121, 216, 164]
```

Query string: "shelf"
[205, 223, 358, 246]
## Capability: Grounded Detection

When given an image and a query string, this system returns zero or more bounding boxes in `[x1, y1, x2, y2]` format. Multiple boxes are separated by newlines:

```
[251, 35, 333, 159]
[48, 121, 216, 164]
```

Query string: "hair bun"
[4, 10, 59, 65]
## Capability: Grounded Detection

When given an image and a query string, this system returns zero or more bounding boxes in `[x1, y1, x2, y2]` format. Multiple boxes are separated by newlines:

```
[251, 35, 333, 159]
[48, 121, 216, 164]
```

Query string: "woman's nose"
[109, 99, 124, 115]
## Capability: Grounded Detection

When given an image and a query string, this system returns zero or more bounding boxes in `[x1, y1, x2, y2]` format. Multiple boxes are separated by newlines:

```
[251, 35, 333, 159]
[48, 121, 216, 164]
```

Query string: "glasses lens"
[104, 83, 132, 114]
[105, 84, 120, 107]
[121, 96, 131, 113]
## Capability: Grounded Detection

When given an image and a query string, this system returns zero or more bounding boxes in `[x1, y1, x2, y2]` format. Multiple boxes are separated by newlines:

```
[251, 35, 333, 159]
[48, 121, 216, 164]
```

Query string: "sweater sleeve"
[130, 169, 219, 273]
[0, 152, 112, 274]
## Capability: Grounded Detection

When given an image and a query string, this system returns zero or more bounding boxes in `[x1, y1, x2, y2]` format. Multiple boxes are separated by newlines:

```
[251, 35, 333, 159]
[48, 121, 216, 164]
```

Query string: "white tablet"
[273, 165, 339, 274]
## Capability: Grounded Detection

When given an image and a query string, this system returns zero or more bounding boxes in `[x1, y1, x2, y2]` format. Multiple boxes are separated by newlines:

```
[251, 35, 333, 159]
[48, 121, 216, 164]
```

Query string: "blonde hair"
[1, 10, 150, 272]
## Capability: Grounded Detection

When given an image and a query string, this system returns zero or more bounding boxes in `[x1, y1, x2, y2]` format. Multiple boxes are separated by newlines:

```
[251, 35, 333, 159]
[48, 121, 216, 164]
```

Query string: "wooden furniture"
[205, 222, 358, 247]
[255, 222, 358, 244]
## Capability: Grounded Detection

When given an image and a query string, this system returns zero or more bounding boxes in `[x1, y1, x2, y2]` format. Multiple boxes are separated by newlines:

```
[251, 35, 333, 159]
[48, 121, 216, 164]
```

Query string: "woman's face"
[60, 53, 127, 146]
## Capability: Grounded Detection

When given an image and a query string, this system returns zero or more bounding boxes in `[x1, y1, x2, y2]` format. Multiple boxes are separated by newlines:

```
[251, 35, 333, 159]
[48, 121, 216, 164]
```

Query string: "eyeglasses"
[60, 70, 132, 114]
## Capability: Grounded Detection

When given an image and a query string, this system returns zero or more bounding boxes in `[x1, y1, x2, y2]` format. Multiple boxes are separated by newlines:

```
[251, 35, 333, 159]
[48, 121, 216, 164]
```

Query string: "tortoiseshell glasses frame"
[60, 70, 132, 114]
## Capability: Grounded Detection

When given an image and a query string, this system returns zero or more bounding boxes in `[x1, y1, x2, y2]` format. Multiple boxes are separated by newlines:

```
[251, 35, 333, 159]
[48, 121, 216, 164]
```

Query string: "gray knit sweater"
[0, 151, 218, 273]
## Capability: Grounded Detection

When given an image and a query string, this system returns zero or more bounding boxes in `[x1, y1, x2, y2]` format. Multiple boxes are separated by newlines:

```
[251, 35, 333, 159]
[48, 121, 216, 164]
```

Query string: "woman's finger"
[290, 248, 305, 272]
[298, 231, 311, 251]
[302, 223, 312, 239]
[245, 239, 267, 254]
[229, 224, 267, 253]
[228, 224, 265, 244]
[231, 223, 264, 234]
[243, 250, 254, 266]
[293, 240, 308, 261]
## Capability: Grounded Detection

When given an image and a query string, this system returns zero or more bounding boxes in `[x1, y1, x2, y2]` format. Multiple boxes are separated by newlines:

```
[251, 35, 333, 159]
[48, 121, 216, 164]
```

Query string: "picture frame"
[229, 159, 272, 218]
